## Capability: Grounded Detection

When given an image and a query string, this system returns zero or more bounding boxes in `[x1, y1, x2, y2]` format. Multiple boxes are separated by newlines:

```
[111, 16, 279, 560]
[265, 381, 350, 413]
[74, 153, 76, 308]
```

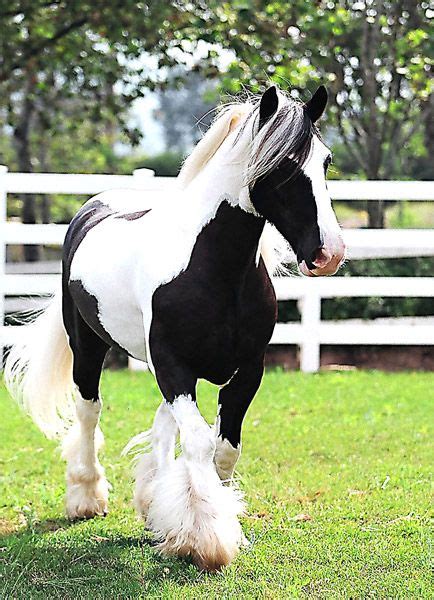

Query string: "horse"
[4, 84, 345, 571]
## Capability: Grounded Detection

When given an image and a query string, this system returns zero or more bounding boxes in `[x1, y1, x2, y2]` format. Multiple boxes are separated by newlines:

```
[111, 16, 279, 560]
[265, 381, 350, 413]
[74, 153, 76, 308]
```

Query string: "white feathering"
[147, 455, 245, 571]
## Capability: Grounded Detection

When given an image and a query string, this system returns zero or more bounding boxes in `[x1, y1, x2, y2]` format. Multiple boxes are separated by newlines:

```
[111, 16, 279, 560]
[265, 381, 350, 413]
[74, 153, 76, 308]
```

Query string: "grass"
[0, 370, 432, 598]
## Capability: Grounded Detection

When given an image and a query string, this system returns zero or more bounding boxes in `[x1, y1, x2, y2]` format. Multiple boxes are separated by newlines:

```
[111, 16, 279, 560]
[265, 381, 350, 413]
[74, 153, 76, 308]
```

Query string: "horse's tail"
[4, 292, 76, 440]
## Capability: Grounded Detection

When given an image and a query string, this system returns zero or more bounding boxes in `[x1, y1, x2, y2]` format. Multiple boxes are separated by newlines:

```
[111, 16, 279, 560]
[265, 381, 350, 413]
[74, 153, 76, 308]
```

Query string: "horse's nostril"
[312, 247, 331, 268]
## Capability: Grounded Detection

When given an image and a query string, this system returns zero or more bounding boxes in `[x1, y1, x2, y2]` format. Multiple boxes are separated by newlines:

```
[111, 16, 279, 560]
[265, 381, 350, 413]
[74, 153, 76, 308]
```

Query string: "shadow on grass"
[0, 518, 202, 597]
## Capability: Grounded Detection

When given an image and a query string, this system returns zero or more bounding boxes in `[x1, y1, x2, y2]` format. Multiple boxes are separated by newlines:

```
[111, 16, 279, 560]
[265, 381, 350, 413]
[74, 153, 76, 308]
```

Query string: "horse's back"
[62, 191, 159, 360]
[62, 187, 207, 363]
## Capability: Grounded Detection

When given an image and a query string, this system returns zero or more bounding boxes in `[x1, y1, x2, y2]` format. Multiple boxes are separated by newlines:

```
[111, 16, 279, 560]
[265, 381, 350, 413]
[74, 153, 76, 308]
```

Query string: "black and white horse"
[5, 85, 345, 571]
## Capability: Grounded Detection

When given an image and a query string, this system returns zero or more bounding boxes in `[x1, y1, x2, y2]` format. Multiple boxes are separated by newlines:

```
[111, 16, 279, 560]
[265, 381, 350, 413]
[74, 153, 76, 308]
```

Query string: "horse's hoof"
[65, 475, 110, 520]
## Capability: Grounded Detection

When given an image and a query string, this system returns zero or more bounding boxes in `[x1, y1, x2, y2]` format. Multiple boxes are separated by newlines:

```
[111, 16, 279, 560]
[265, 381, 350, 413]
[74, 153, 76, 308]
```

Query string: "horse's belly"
[97, 295, 147, 361]
[70, 272, 148, 361]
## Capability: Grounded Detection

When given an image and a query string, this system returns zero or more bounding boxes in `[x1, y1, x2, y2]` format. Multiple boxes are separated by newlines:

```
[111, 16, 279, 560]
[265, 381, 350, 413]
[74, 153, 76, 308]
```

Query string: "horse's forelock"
[245, 96, 315, 186]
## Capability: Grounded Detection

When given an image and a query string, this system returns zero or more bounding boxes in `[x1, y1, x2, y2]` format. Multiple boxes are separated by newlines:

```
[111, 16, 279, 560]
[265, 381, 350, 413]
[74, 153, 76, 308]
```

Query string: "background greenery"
[1, 370, 432, 598]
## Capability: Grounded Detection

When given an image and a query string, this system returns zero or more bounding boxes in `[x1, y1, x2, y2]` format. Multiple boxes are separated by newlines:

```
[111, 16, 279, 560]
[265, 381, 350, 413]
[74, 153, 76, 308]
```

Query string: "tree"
[0, 1, 209, 257]
[157, 71, 217, 152]
[1, 0, 431, 238]
[193, 0, 433, 227]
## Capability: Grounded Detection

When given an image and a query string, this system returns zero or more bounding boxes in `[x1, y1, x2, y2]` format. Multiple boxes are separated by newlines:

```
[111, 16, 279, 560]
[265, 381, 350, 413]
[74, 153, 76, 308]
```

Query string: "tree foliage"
[157, 71, 216, 152]
[0, 1, 205, 256]
[190, 0, 433, 226]
[0, 0, 432, 238]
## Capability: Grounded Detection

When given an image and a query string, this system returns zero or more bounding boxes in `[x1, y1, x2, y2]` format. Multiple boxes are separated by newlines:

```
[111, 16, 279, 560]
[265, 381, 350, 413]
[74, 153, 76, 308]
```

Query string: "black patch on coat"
[250, 162, 321, 269]
[63, 200, 113, 282]
[115, 209, 151, 221]
[217, 358, 264, 447]
[68, 280, 121, 350]
[149, 201, 277, 400]
[62, 280, 110, 400]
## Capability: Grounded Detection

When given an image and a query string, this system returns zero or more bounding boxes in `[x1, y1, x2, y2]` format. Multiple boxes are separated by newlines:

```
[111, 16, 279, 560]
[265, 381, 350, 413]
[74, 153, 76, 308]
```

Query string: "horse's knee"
[75, 395, 102, 429]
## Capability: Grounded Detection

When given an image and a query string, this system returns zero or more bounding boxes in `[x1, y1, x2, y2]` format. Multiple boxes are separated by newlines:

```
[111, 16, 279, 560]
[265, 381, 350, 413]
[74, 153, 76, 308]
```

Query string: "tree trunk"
[40, 195, 50, 224]
[13, 84, 40, 261]
[39, 136, 51, 224]
[367, 200, 385, 229]
[366, 162, 385, 228]
[361, 3, 385, 229]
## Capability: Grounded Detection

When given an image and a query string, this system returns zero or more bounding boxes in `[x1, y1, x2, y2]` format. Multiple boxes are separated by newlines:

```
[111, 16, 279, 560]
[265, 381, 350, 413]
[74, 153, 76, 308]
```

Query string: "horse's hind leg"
[62, 303, 110, 519]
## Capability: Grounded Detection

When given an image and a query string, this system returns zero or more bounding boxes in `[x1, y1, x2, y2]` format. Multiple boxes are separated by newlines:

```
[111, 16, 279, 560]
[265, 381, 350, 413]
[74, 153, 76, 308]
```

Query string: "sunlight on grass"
[0, 370, 432, 597]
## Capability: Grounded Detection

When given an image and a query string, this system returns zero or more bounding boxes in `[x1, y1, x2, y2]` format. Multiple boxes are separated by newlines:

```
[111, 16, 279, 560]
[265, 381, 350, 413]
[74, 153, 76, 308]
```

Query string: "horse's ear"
[259, 86, 279, 128]
[304, 85, 328, 123]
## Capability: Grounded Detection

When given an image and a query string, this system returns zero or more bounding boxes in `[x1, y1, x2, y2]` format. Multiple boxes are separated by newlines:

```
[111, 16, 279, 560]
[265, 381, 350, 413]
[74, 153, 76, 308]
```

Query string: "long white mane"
[177, 103, 252, 189]
[177, 98, 292, 275]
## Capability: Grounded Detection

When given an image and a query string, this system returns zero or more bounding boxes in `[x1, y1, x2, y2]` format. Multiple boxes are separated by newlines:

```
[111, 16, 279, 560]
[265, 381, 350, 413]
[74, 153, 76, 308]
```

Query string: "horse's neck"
[204, 202, 265, 278]
[181, 138, 264, 276]
[182, 123, 254, 215]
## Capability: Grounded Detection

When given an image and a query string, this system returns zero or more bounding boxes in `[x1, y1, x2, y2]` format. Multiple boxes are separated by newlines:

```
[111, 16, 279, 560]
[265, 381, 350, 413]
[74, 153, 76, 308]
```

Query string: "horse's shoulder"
[243, 258, 277, 316]
[235, 258, 277, 357]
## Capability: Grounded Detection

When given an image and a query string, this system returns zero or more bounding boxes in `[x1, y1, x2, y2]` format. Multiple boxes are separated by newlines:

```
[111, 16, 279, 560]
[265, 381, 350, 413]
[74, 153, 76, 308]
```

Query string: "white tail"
[4, 293, 76, 440]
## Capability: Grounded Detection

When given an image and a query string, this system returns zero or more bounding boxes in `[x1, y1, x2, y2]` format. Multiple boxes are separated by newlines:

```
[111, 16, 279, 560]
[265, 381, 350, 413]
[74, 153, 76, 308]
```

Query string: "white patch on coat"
[214, 436, 241, 482]
[123, 402, 178, 518]
[302, 136, 342, 254]
[62, 393, 110, 519]
[146, 395, 244, 571]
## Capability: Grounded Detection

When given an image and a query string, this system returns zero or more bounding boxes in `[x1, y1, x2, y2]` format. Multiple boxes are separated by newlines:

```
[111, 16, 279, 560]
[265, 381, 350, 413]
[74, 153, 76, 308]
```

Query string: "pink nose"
[300, 237, 346, 277]
[312, 247, 332, 268]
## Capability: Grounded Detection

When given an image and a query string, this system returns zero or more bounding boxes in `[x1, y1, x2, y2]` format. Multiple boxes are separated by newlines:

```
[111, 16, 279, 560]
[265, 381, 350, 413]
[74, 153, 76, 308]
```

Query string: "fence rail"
[0, 167, 433, 372]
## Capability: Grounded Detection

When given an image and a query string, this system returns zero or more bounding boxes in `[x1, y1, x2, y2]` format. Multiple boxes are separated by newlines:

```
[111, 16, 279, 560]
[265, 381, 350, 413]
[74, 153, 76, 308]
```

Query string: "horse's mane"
[177, 88, 316, 274]
[177, 102, 253, 189]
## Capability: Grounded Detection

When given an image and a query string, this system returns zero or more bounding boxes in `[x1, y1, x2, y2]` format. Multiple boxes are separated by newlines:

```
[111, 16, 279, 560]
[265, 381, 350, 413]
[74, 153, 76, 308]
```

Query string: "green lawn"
[0, 370, 432, 598]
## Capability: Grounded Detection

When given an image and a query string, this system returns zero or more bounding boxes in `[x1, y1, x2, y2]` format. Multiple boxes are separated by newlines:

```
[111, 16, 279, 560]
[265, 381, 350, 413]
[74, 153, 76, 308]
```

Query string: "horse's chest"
[150, 266, 276, 385]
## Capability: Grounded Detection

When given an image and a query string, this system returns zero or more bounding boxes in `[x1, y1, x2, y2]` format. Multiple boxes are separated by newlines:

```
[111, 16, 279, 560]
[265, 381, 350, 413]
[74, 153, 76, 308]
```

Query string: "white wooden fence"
[0, 165, 433, 372]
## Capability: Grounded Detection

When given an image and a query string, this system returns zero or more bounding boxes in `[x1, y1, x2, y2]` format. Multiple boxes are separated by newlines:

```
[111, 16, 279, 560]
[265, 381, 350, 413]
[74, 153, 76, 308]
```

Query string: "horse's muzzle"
[299, 236, 346, 277]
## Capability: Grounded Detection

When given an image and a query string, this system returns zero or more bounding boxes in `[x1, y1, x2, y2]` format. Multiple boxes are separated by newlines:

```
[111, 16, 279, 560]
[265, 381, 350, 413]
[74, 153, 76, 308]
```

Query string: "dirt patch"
[0, 518, 20, 536]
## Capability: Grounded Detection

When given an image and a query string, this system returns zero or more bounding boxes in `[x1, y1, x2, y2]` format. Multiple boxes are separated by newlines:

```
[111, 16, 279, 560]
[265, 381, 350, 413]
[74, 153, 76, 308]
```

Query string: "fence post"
[127, 168, 156, 372]
[132, 167, 155, 180]
[0, 165, 8, 364]
[299, 289, 321, 373]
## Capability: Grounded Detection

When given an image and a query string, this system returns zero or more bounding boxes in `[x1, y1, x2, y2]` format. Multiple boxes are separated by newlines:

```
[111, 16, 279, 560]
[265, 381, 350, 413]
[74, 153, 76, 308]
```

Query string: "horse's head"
[249, 86, 345, 276]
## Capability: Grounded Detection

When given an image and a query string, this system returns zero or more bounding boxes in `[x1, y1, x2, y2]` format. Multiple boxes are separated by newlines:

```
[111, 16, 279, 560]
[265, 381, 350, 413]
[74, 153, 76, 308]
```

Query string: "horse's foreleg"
[131, 402, 178, 518]
[215, 359, 264, 482]
[146, 364, 244, 571]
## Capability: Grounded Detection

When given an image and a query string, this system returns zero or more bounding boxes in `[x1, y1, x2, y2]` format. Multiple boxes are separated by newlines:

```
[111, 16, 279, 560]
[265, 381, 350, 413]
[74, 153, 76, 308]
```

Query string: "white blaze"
[302, 136, 343, 255]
